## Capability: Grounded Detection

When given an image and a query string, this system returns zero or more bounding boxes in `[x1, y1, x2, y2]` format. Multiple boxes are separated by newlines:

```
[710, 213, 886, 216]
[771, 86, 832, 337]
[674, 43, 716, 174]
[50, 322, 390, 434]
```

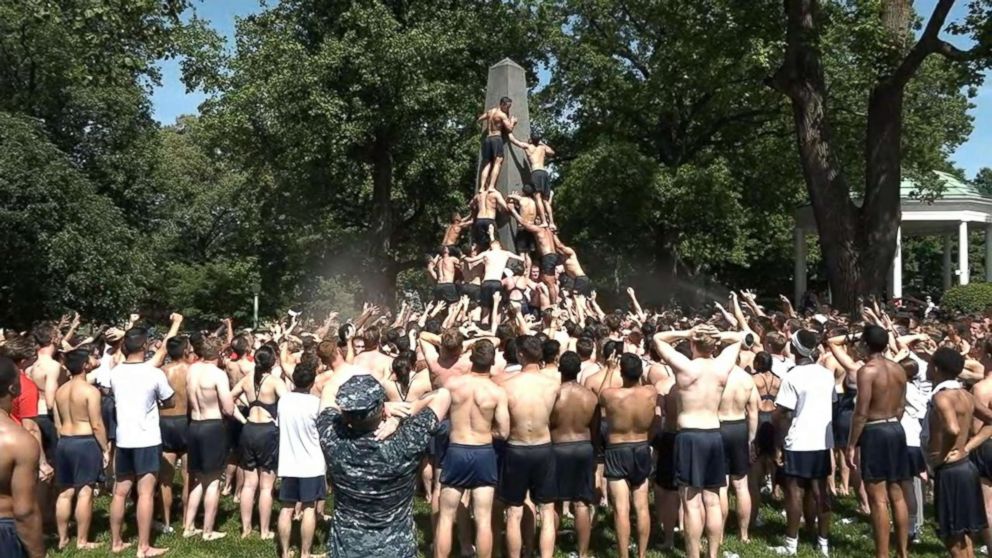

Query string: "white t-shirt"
[278, 391, 326, 478]
[771, 355, 793, 378]
[776, 363, 835, 451]
[110, 361, 174, 448]
[93, 347, 116, 389]
[902, 379, 926, 447]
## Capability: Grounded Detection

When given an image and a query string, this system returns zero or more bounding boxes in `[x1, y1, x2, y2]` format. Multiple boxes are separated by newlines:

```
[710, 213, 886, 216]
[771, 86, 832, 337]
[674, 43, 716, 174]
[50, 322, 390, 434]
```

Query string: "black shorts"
[515, 229, 536, 254]
[907, 446, 927, 476]
[594, 417, 609, 462]
[0, 518, 25, 558]
[35, 413, 58, 460]
[459, 282, 481, 303]
[654, 431, 678, 490]
[240, 422, 279, 472]
[572, 275, 593, 297]
[226, 414, 244, 463]
[539, 253, 558, 276]
[188, 419, 229, 475]
[429, 419, 451, 465]
[440, 443, 498, 489]
[482, 135, 504, 162]
[160, 415, 189, 454]
[720, 419, 750, 478]
[859, 421, 911, 483]
[480, 279, 502, 308]
[970, 439, 992, 481]
[56, 435, 102, 488]
[100, 393, 117, 442]
[756, 412, 776, 457]
[433, 282, 459, 304]
[604, 441, 653, 488]
[553, 441, 595, 503]
[279, 475, 327, 504]
[833, 390, 856, 448]
[674, 428, 726, 489]
[497, 443, 556, 506]
[934, 458, 988, 540]
[116, 445, 161, 478]
[531, 169, 550, 197]
[473, 218, 496, 246]
[783, 449, 831, 480]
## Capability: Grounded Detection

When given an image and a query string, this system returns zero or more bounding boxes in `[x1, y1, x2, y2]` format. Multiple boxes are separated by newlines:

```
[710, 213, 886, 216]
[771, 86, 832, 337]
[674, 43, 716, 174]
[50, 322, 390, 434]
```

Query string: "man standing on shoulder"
[600, 354, 656, 558]
[183, 337, 235, 541]
[846, 325, 911, 558]
[507, 132, 556, 228]
[477, 97, 517, 192]
[0, 356, 45, 558]
[771, 331, 834, 557]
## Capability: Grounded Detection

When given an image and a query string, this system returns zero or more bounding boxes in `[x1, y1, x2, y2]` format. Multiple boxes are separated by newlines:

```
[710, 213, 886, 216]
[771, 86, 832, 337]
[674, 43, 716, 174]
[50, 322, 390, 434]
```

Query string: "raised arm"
[626, 287, 646, 322]
[507, 206, 540, 233]
[652, 330, 693, 373]
[506, 133, 530, 150]
[149, 313, 183, 368]
[827, 333, 861, 374]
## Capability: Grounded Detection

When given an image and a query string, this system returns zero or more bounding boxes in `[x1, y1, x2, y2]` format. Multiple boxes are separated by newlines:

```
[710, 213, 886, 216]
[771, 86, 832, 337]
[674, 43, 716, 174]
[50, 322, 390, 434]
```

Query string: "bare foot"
[58, 539, 70, 550]
[111, 541, 133, 554]
[261, 532, 275, 541]
[283, 550, 297, 558]
[78, 541, 104, 550]
[182, 528, 202, 538]
[241, 530, 252, 539]
[136, 545, 169, 558]
[203, 531, 227, 541]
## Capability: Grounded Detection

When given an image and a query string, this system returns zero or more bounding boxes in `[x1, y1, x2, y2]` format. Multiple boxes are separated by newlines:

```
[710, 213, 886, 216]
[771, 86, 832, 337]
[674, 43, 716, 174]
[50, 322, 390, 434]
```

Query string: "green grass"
[51, 485, 954, 557]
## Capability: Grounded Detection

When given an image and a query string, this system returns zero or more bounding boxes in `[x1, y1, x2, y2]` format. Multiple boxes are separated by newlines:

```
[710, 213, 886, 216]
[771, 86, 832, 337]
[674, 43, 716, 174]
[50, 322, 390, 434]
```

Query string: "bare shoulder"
[0, 423, 39, 459]
[974, 378, 992, 401]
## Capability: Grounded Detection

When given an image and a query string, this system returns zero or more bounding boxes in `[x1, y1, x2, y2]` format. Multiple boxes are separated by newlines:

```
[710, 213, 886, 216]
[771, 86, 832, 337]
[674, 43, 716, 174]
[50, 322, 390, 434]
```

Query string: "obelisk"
[477, 58, 531, 252]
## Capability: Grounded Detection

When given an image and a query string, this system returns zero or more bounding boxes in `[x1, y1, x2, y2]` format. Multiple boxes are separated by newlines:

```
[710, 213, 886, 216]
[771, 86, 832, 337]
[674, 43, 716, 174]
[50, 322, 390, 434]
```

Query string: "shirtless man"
[926, 348, 992, 558]
[498, 335, 560, 558]
[223, 334, 253, 498]
[583, 340, 622, 507]
[653, 361, 680, 551]
[718, 364, 758, 542]
[539, 339, 561, 383]
[460, 246, 485, 307]
[183, 337, 235, 541]
[971, 367, 992, 552]
[555, 235, 592, 303]
[471, 187, 510, 249]
[159, 336, 192, 532]
[29, 324, 61, 477]
[508, 186, 539, 269]
[600, 354, 656, 558]
[436, 340, 509, 558]
[0, 356, 44, 558]
[653, 326, 744, 558]
[550, 351, 599, 558]
[826, 332, 869, 513]
[315, 340, 376, 406]
[507, 132, 556, 228]
[575, 337, 599, 385]
[477, 97, 517, 192]
[845, 325, 911, 558]
[462, 233, 524, 325]
[430, 247, 461, 305]
[352, 327, 394, 380]
[441, 212, 473, 253]
[507, 206, 558, 304]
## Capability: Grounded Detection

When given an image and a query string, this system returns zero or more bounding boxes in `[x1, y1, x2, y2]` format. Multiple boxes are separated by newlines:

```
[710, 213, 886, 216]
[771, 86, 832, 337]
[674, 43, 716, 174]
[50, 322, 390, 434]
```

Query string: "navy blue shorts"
[859, 421, 911, 483]
[188, 419, 229, 475]
[430, 419, 451, 464]
[100, 393, 117, 442]
[56, 435, 103, 487]
[970, 439, 992, 481]
[440, 443, 498, 489]
[674, 428, 727, 489]
[160, 415, 188, 454]
[279, 475, 327, 503]
[115, 445, 161, 478]
[35, 413, 58, 460]
[783, 449, 831, 480]
[0, 518, 25, 558]
[605, 441, 652, 487]
[554, 441, 595, 503]
[497, 443, 556, 506]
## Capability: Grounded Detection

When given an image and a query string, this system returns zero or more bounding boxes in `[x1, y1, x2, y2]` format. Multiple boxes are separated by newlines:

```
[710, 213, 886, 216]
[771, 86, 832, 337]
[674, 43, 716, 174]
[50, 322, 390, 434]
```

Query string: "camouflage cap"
[337, 374, 385, 413]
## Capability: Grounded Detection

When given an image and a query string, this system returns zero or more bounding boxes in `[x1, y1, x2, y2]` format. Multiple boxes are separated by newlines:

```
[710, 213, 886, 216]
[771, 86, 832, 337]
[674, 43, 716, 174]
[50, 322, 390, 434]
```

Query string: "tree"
[975, 167, 992, 196]
[769, 0, 991, 309]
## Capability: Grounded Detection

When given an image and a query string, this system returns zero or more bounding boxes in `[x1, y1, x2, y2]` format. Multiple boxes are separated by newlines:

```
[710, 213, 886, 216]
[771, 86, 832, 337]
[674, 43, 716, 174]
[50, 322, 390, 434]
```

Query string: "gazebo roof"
[901, 170, 990, 200]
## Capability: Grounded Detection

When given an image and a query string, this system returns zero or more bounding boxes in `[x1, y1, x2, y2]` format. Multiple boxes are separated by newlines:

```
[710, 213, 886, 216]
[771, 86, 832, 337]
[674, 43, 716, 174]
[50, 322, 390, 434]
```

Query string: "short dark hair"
[499, 96, 512, 105]
[559, 351, 581, 382]
[231, 335, 251, 357]
[620, 353, 643, 381]
[194, 337, 224, 361]
[64, 348, 91, 375]
[166, 336, 189, 361]
[362, 326, 381, 349]
[601, 339, 620, 361]
[503, 338, 519, 365]
[317, 340, 339, 366]
[123, 327, 149, 357]
[293, 361, 317, 390]
[470, 340, 496, 371]
[542, 339, 560, 364]
[0, 335, 37, 363]
[441, 328, 464, 354]
[0, 356, 18, 398]
[530, 132, 542, 145]
[931, 347, 964, 378]
[517, 335, 543, 364]
[863, 325, 889, 353]
[576, 337, 594, 359]
[32, 323, 58, 347]
[753, 351, 773, 373]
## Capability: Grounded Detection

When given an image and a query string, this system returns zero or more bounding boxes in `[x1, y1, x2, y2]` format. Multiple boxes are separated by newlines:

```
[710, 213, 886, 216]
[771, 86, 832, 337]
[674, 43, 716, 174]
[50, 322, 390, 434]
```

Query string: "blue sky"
[151, 0, 988, 178]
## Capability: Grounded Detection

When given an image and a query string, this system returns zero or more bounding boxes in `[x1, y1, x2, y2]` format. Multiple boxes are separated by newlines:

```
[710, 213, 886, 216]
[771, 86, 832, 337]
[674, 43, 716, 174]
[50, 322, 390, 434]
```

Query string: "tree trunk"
[368, 142, 399, 303]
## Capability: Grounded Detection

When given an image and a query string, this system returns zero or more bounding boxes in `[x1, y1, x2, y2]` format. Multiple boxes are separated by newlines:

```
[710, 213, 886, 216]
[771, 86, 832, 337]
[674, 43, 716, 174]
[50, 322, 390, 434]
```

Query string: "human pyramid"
[0, 98, 991, 558]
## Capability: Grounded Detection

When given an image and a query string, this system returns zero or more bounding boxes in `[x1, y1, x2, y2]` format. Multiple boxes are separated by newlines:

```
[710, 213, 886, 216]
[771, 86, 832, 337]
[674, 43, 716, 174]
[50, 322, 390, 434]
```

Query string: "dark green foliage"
[942, 282, 992, 314]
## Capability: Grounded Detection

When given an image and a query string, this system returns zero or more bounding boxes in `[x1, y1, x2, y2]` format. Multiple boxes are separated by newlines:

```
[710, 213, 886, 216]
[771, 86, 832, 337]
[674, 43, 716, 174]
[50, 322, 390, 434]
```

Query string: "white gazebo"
[793, 171, 992, 304]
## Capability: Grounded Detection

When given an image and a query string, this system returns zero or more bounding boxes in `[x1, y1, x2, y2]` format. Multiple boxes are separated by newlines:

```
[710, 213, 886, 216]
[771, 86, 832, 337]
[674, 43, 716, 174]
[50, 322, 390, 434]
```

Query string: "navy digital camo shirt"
[316, 407, 439, 558]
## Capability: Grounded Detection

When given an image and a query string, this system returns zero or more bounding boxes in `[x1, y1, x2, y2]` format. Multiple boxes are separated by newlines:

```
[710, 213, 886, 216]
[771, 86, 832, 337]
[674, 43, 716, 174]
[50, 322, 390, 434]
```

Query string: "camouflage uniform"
[317, 375, 439, 558]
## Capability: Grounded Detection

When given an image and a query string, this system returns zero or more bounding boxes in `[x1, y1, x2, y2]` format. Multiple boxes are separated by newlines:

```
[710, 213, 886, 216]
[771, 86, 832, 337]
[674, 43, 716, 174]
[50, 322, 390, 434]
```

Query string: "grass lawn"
[49, 482, 955, 557]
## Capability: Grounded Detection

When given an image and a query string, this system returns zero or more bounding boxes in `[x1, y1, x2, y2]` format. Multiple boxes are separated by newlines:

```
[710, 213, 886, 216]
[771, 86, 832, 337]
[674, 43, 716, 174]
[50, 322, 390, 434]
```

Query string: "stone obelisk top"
[478, 58, 531, 252]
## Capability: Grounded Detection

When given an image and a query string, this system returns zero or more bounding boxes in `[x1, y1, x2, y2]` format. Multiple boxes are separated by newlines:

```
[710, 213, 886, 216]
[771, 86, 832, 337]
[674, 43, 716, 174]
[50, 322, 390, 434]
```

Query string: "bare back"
[719, 366, 756, 421]
[550, 381, 598, 443]
[160, 360, 190, 417]
[503, 370, 560, 445]
[856, 357, 907, 421]
[0, 414, 40, 535]
[54, 378, 102, 437]
[445, 372, 508, 445]
[601, 384, 657, 443]
[927, 388, 974, 466]
[673, 356, 736, 430]
[187, 362, 230, 421]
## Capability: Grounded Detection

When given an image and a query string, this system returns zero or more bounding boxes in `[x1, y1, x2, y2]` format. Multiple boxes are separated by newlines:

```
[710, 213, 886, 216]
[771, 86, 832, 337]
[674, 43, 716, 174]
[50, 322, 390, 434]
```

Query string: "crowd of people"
[1, 97, 992, 558]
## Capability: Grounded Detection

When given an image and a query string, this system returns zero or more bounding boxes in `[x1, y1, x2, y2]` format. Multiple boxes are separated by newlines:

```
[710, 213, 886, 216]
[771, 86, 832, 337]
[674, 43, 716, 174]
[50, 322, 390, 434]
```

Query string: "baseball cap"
[337, 375, 385, 413]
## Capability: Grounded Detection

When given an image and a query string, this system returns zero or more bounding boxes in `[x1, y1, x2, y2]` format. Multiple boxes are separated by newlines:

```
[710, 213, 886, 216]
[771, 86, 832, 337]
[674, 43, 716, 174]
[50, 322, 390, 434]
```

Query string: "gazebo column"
[794, 227, 807, 306]
[986, 223, 992, 282]
[959, 221, 970, 285]
[943, 235, 953, 290]
[888, 225, 902, 299]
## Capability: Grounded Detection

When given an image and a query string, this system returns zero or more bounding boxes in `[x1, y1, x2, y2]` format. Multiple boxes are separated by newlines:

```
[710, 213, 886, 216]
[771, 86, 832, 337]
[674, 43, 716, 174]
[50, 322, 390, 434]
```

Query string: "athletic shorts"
[515, 229, 536, 254]
[473, 218, 496, 246]
[279, 475, 327, 504]
[116, 445, 161, 477]
[240, 421, 279, 473]
[907, 446, 927, 476]
[429, 419, 451, 465]
[654, 431, 678, 490]
[459, 283, 481, 303]
[553, 441, 595, 503]
[0, 518, 25, 558]
[531, 169, 550, 197]
[35, 413, 58, 460]
[188, 419, 229, 475]
[100, 393, 117, 442]
[674, 428, 726, 489]
[226, 413, 245, 462]
[594, 417, 609, 462]
[782, 449, 831, 481]
[859, 421, 911, 483]
[934, 458, 988, 540]
[497, 443, 556, 506]
[55, 435, 102, 488]
[440, 443, 498, 489]
[433, 282, 459, 304]
[720, 419, 750, 478]
[482, 135, 504, 162]
[160, 415, 189, 454]
[572, 275, 593, 297]
[969, 439, 992, 481]
[756, 412, 776, 457]
[604, 441, 653, 487]
[480, 279, 502, 309]
[833, 390, 856, 448]
[539, 253, 558, 276]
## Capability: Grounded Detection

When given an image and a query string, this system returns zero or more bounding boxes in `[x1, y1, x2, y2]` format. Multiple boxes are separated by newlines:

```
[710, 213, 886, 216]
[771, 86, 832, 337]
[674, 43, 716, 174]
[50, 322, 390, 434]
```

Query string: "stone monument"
[477, 58, 531, 252]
